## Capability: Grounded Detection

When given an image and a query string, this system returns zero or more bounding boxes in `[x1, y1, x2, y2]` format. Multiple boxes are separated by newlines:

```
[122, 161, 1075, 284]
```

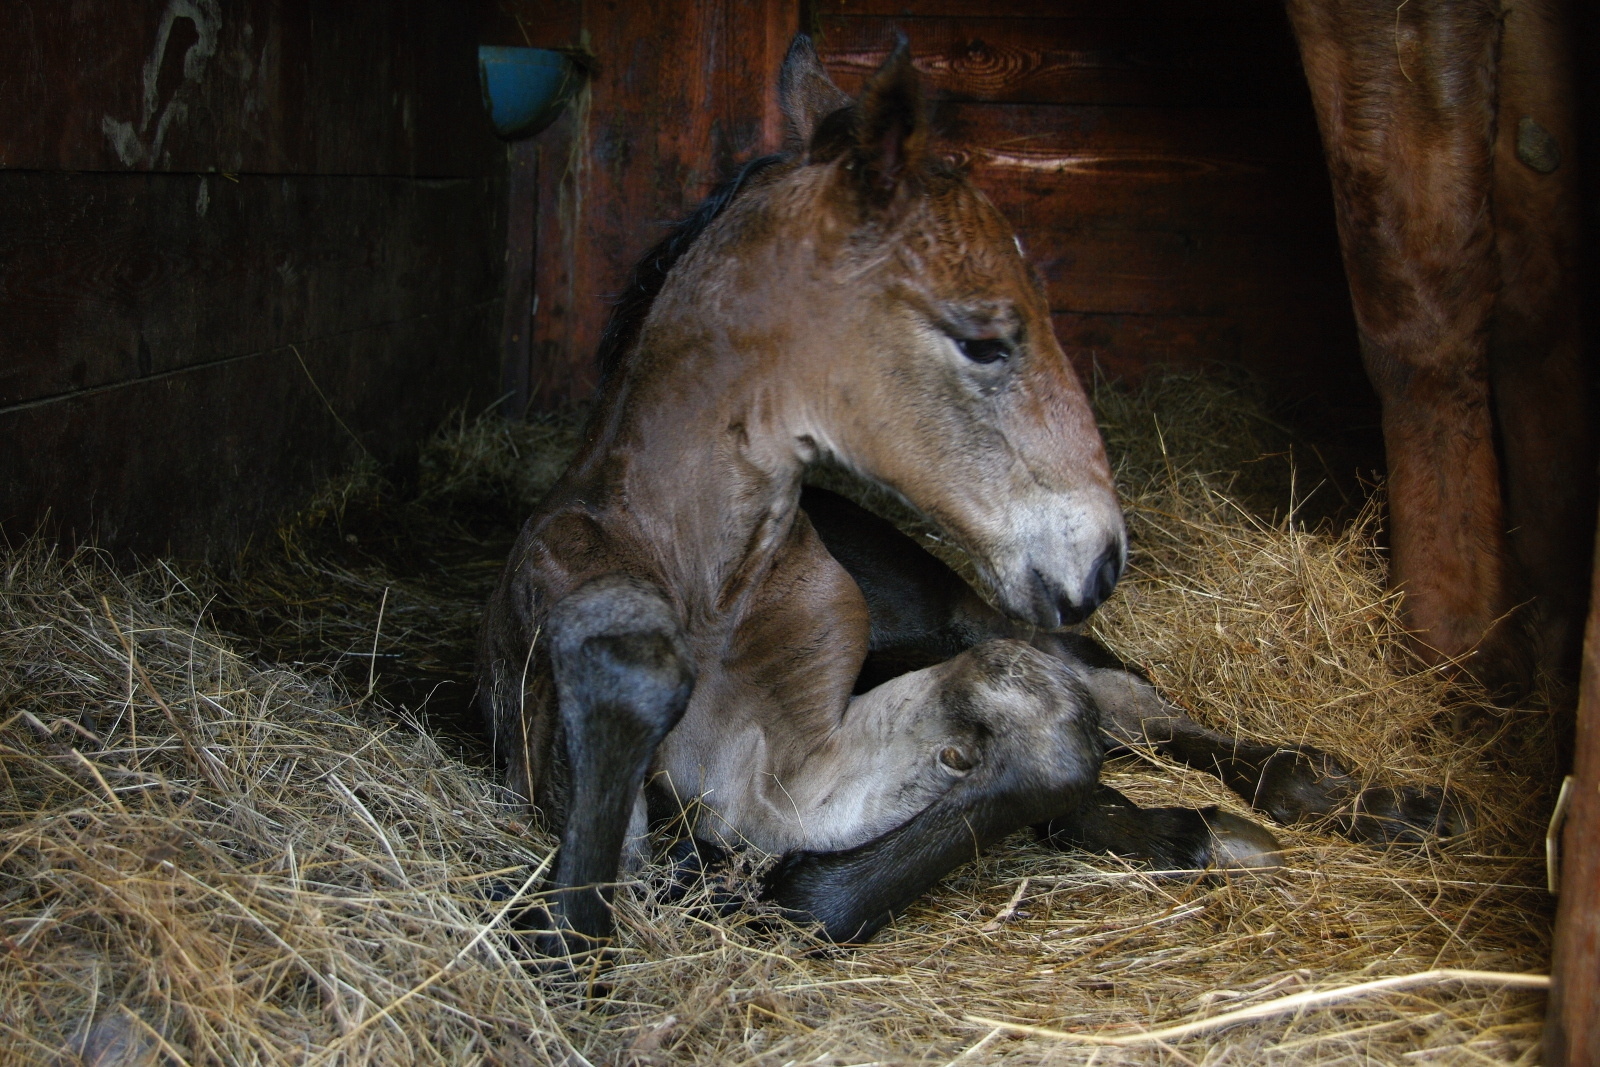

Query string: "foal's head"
[643, 38, 1127, 628]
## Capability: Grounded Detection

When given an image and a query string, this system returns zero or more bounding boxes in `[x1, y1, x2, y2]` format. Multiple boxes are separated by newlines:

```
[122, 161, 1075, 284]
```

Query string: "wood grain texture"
[1054, 312, 1238, 382]
[528, 0, 797, 406]
[500, 140, 539, 416]
[1547, 0, 1600, 1055]
[942, 103, 1333, 234]
[818, 0, 1285, 18]
[0, 0, 498, 175]
[0, 306, 500, 558]
[816, 15, 1305, 107]
[1030, 226, 1348, 317]
[0, 171, 503, 409]
[3, 0, 507, 555]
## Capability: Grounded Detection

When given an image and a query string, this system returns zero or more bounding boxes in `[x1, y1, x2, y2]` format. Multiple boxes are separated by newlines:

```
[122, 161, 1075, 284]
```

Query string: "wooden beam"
[1548, 527, 1600, 1063]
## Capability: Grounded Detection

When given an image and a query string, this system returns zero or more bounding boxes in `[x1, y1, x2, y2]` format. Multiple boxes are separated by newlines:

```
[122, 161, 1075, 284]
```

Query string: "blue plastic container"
[478, 46, 582, 140]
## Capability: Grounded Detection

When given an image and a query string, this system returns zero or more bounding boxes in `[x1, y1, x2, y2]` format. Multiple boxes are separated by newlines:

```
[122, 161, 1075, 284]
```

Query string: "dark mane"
[596, 152, 789, 383]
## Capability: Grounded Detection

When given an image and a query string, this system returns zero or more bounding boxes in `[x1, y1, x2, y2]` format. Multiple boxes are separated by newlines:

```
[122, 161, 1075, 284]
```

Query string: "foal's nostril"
[1084, 545, 1123, 613]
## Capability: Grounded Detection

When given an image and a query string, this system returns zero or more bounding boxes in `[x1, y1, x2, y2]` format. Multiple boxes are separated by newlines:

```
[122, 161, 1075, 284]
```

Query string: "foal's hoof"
[1200, 808, 1283, 872]
[1346, 785, 1473, 844]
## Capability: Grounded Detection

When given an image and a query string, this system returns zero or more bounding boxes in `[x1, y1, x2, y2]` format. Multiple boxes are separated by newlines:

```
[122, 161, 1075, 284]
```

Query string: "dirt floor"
[0, 370, 1558, 1065]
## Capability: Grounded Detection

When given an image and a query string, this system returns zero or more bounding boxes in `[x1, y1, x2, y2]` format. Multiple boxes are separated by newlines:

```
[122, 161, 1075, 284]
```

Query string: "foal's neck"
[587, 324, 816, 623]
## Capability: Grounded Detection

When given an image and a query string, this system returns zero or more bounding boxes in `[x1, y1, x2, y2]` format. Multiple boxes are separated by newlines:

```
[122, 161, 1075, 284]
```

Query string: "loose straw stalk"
[967, 969, 1551, 1046]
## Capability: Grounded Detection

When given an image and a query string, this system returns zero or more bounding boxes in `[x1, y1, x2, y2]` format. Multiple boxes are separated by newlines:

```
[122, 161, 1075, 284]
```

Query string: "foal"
[479, 37, 1461, 948]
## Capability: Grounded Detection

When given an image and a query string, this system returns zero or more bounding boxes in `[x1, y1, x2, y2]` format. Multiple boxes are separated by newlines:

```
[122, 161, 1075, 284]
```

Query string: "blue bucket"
[478, 46, 582, 140]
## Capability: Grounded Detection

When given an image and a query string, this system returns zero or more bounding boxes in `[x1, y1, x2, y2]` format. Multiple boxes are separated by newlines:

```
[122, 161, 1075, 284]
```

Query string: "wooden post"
[500, 139, 539, 417]
[1548, 519, 1600, 1062]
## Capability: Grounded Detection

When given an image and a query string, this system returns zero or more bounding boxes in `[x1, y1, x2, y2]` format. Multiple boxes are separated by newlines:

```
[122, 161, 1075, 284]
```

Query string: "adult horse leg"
[540, 575, 695, 953]
[1285, 0, 1522, 695]
[801, 487, 1469, 844]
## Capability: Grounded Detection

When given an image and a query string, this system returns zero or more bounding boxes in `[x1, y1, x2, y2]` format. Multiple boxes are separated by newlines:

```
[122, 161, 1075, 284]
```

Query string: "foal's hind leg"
[542, 576, 695, 952]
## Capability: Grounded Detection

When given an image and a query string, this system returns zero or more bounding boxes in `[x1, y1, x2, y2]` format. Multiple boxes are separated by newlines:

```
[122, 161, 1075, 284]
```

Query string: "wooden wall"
[491, 0, 792, 409]
[1548, 0, 1600, 1057]
[0, 1, 506, 558]
[815, 0, 1361, 404]
[510, 0, 1373, 454]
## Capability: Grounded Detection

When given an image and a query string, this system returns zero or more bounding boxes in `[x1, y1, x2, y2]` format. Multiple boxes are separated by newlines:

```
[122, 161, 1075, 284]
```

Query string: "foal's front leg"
[1055, 649, 1472, 844]
[801, 486, 1469, 845]
[761, 639, 1103, 942]
[543, 576, 695, 952]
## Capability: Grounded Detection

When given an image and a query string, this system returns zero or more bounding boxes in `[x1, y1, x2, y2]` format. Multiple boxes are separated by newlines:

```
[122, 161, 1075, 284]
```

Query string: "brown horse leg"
[1285, 0, 1521, 692]
[1489, 0, 1592, 681]
[539, 576, 695, 954]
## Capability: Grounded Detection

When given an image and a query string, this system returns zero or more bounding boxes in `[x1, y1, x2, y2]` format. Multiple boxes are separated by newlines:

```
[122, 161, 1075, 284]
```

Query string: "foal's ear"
[853, 35, 925, 196]
[779, 34, 852, 154]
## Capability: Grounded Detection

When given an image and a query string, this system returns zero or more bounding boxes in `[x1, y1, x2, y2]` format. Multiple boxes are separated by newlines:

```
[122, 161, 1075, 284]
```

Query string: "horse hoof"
[1348, 785, 1473, 844]
[1200, 808, 1283, 871]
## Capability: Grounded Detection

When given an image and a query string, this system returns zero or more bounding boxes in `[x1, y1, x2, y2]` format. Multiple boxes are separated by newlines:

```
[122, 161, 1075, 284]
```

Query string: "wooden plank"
[1029, 227, 1348, 317]
[942, 102, 1333, 233]
[818, 0, 1286, 19]
[1053, 304, 1364, 391]
[500, 140, 539, 416]
[0, 0, 498, 175]
[528, 0, 798, 407]
[1052, 312, 1240, 383]
[0, 170, 503, 409]
[816, 15, 1305, 108]
[0, 305, 500, 558]
[1549, 527, 1600, 1064]
[1547, 0, 1600, 1053]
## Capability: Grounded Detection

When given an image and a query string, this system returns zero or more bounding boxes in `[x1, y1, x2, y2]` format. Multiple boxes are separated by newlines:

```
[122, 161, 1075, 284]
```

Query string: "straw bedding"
[0, 372, 1556, 1065]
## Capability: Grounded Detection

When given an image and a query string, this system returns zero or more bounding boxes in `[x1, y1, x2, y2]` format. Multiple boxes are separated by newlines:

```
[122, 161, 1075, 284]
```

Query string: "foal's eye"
[956, 337, 1012, 364]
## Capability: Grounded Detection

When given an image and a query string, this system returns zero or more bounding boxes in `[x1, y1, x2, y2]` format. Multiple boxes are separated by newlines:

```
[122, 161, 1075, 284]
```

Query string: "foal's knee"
[549, 575, 695, 745]
[544, 576, 695, 947]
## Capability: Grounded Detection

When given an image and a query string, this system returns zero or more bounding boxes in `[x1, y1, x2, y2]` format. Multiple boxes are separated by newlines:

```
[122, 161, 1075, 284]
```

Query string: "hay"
[0, 372, 1555, 1064]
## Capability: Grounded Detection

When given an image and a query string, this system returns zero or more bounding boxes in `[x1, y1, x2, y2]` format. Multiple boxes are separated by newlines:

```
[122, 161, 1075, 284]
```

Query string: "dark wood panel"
[0, 171, 503, 408]
[0, 0, 498, 175]
[529, 0, 796, 407]
[943, 103, 1333, 233]
[819, 0, 1286, 19]
[500, 140, 539, 416]
[1030, 227, 1348, 317]
[1551, 567, 1600, 1060]
[816, 15, 1304, 107]
[1055, 303, 1364, 387]
[1053, 312, 1240, 382]
[1548, 0, 1600, 1053]
[0, 305, 500, 559]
